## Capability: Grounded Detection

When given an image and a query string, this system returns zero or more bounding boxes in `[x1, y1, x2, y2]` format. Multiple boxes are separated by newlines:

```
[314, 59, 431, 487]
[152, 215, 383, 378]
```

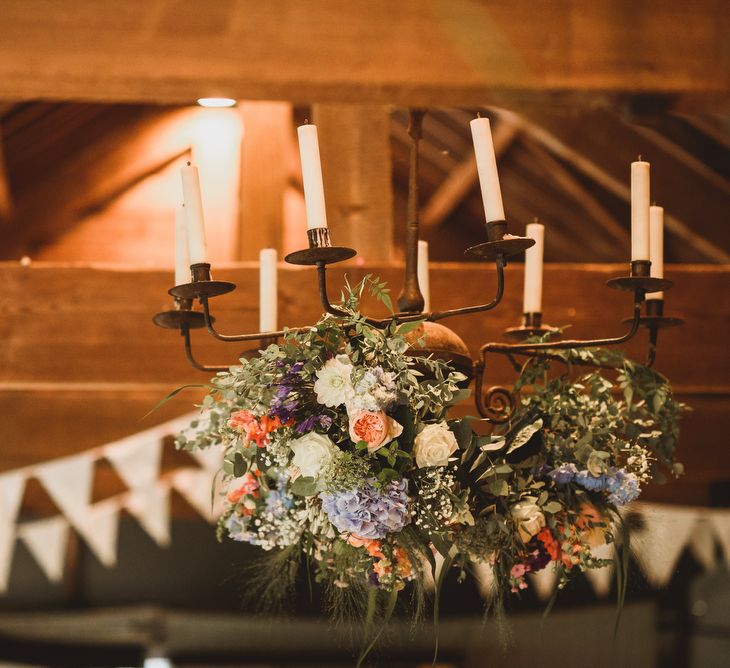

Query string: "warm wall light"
[197, 97, 237, 108]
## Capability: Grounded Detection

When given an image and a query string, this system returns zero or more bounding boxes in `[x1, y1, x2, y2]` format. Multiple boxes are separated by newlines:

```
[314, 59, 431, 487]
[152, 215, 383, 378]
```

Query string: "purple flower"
[320, 479, 411, 539]
[548, 463, 579, 484]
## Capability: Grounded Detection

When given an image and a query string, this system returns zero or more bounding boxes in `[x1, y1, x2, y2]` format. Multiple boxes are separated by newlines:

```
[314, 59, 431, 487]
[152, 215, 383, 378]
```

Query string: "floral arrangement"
[177, 276, 685, 654]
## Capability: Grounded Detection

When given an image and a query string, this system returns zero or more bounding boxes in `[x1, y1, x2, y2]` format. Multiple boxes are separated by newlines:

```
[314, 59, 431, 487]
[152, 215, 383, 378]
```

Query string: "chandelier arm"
[480, 296, 642, 356]
[199, 296, 303, 342]
[182, 326, 230, 373]
[427, 255, 506, 322]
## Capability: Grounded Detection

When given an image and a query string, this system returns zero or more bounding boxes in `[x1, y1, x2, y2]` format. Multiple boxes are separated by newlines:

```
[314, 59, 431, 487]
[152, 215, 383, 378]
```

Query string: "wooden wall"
[1, 262, 727, 510]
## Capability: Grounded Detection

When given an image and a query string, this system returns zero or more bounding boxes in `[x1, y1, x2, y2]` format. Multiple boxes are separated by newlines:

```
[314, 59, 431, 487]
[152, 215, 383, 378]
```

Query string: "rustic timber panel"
[0, 262, 727, 507]
[0, 1, 727, 109]
[0, 263, 727, 388]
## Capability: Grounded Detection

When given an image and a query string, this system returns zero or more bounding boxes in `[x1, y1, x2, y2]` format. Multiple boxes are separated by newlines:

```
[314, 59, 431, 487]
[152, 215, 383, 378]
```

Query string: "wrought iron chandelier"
[153, 109, 683, 424]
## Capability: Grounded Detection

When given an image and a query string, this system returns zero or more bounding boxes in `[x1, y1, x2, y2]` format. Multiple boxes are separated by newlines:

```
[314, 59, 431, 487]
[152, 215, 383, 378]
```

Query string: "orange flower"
[347, 534, 384, 559]
[373, 559, 392, 578]
[536, 527, 562, 562]
[393, 547, 412, 578]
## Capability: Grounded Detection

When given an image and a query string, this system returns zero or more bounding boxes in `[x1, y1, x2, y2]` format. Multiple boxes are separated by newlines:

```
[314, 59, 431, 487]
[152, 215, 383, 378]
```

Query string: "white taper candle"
[631, 159, 650, 261]
[523, 222, 545, 314]
[259, 248, 278, 331]
[649, 205, 664, 300]
[174, 205, 190, 286]
[417, 240, 431, 312]
[297, 123, 328, 230]
[470, 116, 505, 223]
[180, 163, 208, 264]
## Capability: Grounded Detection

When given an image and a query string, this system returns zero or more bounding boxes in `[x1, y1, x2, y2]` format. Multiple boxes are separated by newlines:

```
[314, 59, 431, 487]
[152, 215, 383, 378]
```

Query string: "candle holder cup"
[503, 312, 559, 341]
[285, 228, 357, 266]
[169, 263, 236, 301]
[465, 220, 535, 261]
[606, 260, 673, 296]
[153, 296, 209, 330]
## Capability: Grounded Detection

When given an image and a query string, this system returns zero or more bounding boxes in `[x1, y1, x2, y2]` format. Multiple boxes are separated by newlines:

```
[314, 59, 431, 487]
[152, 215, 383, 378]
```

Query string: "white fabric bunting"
[190, 446, 224, 473]
[171, 468, 222, 523]
[126, 484, 171, 547]
[688, 519, 717, 571]
[709, 510, 730, 565]
[584, 542, 614, 597]
[528, 565, 558, 601]
[630, 503, 698, 587]
[105, 436, 163, 490]
[0, 471, 26, 525]
[35, 453, 94, 525]
[17, 516, 69, 583]
[0, 524, 15, 593]
[74, 500, 120, 567]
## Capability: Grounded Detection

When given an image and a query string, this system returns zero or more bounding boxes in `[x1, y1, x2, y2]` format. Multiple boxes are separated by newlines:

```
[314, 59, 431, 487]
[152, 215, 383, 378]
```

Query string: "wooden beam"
[1, 105, 197, 259]
[237, 101, 292, 259]
[0, 137, 12, 224]
[421, 119, 519, 229]
[0, 1, 726, 111]
[498, 109, 730, 262]
[313, 105, 394, 262]
[521, 138, 631, 250]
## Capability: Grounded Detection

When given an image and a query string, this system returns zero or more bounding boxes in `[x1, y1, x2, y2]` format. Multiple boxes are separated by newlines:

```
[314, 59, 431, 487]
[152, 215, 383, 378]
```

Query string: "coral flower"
[347, 534, 384, 559]
[393, 547, 412, 578]
[537, 527, 562, 561]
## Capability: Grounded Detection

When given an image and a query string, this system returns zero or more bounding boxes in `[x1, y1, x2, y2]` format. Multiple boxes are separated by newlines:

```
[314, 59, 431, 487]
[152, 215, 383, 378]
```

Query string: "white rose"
[290, 432, 340, 479]
[413, 422, 458, 468]
[510, 500, 546, 543]
[314, 355, 355, 407]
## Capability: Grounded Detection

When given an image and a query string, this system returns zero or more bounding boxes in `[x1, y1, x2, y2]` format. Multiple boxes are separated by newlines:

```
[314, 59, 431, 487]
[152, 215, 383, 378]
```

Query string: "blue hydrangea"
[548, 463, 579, 484]
[575, 470, 608, 491]
[606, 469, 641, 505]
[319, 479, 411, 539]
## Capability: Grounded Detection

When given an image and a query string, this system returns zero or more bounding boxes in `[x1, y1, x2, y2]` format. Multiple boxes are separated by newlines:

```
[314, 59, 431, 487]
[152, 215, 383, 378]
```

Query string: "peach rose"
[349, 410, 403, 453]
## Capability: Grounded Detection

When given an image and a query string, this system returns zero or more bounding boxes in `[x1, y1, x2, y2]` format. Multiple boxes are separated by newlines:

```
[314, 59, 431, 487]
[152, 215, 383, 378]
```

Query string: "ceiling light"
[197, 97, 237, 108]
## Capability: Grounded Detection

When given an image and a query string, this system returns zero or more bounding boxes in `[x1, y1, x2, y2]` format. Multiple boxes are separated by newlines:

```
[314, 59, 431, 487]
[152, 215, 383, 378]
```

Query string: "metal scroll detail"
[478, 386, 515, 423]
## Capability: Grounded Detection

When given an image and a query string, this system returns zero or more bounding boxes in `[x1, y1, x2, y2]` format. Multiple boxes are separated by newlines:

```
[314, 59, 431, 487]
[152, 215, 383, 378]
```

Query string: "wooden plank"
[313, 105, 394, 261]
[236, 102, 292, 259]
[0, 1, 726, 109]
[0, 263, 727, 388]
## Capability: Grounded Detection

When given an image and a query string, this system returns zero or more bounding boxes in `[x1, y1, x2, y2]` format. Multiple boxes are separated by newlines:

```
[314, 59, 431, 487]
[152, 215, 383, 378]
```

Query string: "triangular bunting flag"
[190, 446, 224, 473]
[105, 437, 163, 490]
[35, 453, 94, 525]
[472, 561, 494, 598]
[0, 471, 26, 525]
[0, 524, 16, 593]
[584, 542, 614, 597]
[630, 503, 698, 587]
[74, 500, 120, 567]
[688, 518, 717, 571]
[528, 565, 558, 601]
[709, 510, 730, 566]
[171, 468, 221, 523]
[126, 484, 171, 547]
[17, 516, 69, 583]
